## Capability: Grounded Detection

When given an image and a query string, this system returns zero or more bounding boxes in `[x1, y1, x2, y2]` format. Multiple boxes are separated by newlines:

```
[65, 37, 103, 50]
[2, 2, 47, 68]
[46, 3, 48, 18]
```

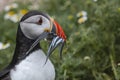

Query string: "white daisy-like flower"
[12, 3, 18, 8]
[84, 56, 90, 60]
[19, 9, 28, 15]
[10, 14, 19, 23]
[4, 3, 18, 11]
[4, 11, 16, 19]
[4, 6, 11, 12]
[78, 16, 88, 24]
[0, 42, 10, 50]
[76, 11, 87, 17]
[93, 0, 98, 2]
[4, 13, 11, 20]
[4, 11, 19, 23]
[117, 63, 120, 66]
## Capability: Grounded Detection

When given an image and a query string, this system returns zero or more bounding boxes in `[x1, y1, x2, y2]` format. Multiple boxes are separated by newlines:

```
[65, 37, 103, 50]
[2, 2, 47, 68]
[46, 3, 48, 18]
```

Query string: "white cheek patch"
[20, 15, 51, 39]
[20, 22, 44, 39]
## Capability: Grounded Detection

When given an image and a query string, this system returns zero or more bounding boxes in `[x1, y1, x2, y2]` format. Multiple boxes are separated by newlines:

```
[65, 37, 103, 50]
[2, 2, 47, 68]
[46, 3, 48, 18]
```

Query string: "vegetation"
[0, 0, 120, 80]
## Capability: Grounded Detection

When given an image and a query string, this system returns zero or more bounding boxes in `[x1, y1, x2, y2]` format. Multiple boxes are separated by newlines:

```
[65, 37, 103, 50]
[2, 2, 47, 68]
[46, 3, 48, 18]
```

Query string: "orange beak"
[53, 20, 66, 41]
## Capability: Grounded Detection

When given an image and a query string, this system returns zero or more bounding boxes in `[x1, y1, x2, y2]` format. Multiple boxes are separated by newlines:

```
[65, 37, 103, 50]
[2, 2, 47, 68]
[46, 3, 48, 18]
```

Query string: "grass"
[0, 0, 120, 80]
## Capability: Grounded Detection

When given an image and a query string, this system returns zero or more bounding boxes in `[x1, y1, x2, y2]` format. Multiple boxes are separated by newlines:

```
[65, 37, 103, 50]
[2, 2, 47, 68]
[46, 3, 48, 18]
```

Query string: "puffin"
[0, 10, 66, 80]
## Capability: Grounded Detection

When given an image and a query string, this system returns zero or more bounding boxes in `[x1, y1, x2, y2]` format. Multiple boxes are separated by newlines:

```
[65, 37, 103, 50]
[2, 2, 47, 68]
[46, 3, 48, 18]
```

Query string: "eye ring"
[37, 17, 43, 25]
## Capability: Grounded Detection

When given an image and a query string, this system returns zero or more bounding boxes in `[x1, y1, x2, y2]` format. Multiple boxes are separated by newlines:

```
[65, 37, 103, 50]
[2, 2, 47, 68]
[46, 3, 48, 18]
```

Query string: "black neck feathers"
[10, 25, 41, 66]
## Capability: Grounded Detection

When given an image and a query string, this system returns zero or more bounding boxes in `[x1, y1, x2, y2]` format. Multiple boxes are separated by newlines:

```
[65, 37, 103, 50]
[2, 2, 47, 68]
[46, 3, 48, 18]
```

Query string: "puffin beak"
[45, 20, 66, 64]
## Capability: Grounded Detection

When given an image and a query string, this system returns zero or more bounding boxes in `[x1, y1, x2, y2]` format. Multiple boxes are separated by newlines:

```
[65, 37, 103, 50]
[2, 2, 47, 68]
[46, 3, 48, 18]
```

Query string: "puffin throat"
[11, 26, 41, 64]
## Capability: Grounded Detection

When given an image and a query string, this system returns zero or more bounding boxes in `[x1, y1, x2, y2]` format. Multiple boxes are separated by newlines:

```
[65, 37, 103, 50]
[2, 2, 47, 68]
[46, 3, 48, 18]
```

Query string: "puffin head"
[19, 10, 66, 61]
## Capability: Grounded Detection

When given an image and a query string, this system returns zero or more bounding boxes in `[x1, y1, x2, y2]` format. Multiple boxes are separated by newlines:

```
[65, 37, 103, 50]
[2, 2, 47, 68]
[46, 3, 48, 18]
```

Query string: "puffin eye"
[37, 17, 43, 25]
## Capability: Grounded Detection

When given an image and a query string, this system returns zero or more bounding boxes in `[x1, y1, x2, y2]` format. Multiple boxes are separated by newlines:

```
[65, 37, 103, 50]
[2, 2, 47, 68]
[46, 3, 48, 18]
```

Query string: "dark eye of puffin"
[37, 17, 43, 25]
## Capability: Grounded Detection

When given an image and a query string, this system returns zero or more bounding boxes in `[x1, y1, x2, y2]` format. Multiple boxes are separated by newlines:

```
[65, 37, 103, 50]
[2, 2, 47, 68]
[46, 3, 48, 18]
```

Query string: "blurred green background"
[0, 0, 120, 80]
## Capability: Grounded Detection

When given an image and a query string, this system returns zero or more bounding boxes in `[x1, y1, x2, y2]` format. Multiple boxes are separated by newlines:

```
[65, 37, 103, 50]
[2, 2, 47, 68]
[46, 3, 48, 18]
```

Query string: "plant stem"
[109, 43, 119, 80]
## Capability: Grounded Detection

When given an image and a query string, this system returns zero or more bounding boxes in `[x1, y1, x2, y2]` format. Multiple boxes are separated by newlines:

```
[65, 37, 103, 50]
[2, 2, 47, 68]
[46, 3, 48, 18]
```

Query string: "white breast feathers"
[10, 50, 55, 80]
